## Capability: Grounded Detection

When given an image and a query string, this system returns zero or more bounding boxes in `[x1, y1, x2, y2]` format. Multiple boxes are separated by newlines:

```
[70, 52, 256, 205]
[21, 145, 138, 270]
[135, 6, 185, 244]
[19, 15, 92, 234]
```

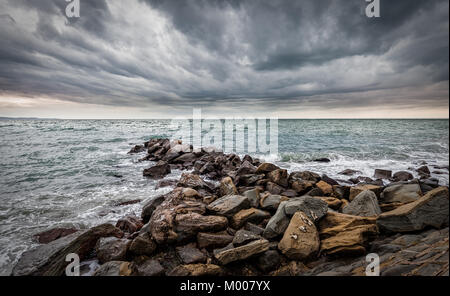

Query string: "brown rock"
[314, 196, 342, 210]
[95, 237, 131, 263]
[116, 215, 144, 234]
[129, 232, 157, 256]
[267, 169, 288, 187]
[255, 163, 280, 174]
[214, 239, 270, 265]
[176, 244, 206, 264]
[143, 160, 171, 179]
[219, 176, 238, 197]
[291, 180, 314, 194]
[349, 184, 382, 201]
[206, 194, 250, 217]
[318, 212, 378, 256]
[197, 232, 234, 249]
[316, 180, 333, 195]
[278, 212, 320, 260]
[231, 208, 271, 229]
[374, 169, 392, 179]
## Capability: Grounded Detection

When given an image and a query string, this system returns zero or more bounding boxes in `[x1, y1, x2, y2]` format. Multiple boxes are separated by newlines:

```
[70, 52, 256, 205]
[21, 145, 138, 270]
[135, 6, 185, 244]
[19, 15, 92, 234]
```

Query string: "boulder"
[207, 195, 250, 217]
[255, 163, 280, 174]
[232, 230, 262, 247]
[377, 187, 449, 233]
[349, 184, 382, 201]
[93, 261, 132, 276]
[33, 228, 78, 244]
[218, 177, 238, 197]
[176, 243, 206, 264]
[143, 161, 171, 179]
[129, 232, 157, 256]
[254, 250, 281, 272]
[342, 190, 381, 217]
[231, 208, 271, 229]
[262, 202, 290, 239]
[141, 195, 165, 223]
[172, 152, 198, 164]
[214, 239, 270, 265]
[319, 212, 378, 256]
[243, 188, 260, 208]
[236, 160, 257, 176]
[314, 196, 342, 210]
[177, 173, 213, 192]
[316, 180, 333, 195]
[332, 185, 350, 199]
[314, 158, 331, 163]
[380, 183, 422, 204]
[392, 171, 414, 182]
[259, 194, 286, 211]
[12, 224, 123, 276]
[197, 232, 234, 249]
[95, 237, 131, 263]
[115, 215, 144, 234]
[267, 169, 289, 187]
[374, 169, 392, 179]
[306, 187, 324, 196]
[283, 196, 328, 221]
[168, 264, 223, 276]
[237, 174, 265, 186]
[290, 171, 321, 183]
[128, 145, 145, 154]
[174, 213, 228, 241]
[291, 180, 314, 194]
[278, 211, 320, 260]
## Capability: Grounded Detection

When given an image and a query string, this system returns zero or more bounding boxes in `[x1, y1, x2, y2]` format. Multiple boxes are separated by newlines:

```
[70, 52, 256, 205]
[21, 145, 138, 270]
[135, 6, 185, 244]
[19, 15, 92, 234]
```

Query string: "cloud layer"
[0, 0, 448, 118]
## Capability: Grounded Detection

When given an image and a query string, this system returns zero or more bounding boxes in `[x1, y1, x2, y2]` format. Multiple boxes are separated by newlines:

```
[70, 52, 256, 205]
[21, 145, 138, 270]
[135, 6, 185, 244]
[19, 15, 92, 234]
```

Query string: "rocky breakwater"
[12, 138, 449, 276]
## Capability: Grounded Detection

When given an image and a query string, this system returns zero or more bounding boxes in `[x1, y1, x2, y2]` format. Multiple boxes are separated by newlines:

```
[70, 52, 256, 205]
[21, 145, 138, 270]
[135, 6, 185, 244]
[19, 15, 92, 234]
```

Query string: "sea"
[0, 119, 448, 275]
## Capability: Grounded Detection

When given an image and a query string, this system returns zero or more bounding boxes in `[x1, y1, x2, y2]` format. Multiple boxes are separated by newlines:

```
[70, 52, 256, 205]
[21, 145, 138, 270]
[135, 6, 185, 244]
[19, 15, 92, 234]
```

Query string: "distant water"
[0, 119, 448, 275]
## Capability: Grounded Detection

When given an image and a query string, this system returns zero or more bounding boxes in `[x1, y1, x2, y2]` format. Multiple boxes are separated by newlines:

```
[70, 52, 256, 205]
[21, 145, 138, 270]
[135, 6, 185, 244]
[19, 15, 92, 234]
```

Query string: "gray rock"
[283, 196, 328, 221]
[143, 161, 171, 179]
[377, 187, 449, 233]
[374, 169, 392, 179]
[260, 194, 284, 210]
[207, 194, 250, 217]
[141, 195, 165, 223]
[254, 250, 281, 272]
[176, 244, 206, 264]
[380, 183, 422, 204]
[93, 261, 130, 276]
[232, 230, 261, 247]
[133, 259, 165, 276]
[342, 190, 381, 217]
[243, 188, 260, 208]
[392, 171, 414, 182]
[95, 237, 130, 263]
[214, 239, 269, 265]
[262, 202, 290, 239]
[12, 224, 123, 276]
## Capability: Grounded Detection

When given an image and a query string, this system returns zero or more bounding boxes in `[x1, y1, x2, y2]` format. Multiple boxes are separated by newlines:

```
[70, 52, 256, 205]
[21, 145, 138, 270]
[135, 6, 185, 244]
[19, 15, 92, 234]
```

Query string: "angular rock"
[177, 173, 213, 192]
[283, 196, 328, 221]
[374, 169, 392, 179]
[316, 180, 333, 195]
[244, 222, 265, 235]
[143, 161, 171, 179]
[197, 232, 234, 249]
[243, 188, 260, 208]
[262, 202, 290, 239]
[266, 182, 284, 195]
[322, 174, 339, 186]
[417, 165, 431, 176]
[12, 224, 123, 276]
[255, 163, 280, 174]
[259, 194, 286, 211]
[175, 213, 228, 241]
[129, 232, 157, 256]
[218, 176, 238, 197]
[342, 190, 381, 217]
[231, 208, 271, 229]
[278, 211, 320, 260]
[319, 212, 378, 256]
[267, 169, 288, 187]
[377, 187, 449, 233]
[333, 185, 350, 199]
[290, 171, 321, 183]
[176, 244, 206, 264]
[291, 180, 314, 194]
[232, 230, 261, 247]
[380, 183, 422, 204]
[128, 144, 145, 154]
[214, 239, 270, 265]
[155, 179, 178, 189]
[95, 237, 131, 263]
[207, 194, 250, 217]
[314, 196, 342, 210]
[236, 160, 257, 176]
[349, 184, 382, 201]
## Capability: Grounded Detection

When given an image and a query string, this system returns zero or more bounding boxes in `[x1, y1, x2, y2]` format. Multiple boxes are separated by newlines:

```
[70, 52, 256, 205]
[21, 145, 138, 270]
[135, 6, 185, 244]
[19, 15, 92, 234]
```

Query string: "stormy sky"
[0, 0, 448, 118]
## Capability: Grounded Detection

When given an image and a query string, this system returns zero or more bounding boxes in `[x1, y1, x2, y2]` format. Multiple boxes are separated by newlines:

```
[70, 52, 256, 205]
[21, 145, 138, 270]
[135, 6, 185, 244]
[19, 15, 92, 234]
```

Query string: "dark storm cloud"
[0, 0, 448, 114]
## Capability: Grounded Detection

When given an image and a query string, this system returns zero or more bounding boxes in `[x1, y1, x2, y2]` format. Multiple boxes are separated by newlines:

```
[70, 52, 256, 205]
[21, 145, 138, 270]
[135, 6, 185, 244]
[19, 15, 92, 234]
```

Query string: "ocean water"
[0, 119, 448, 275]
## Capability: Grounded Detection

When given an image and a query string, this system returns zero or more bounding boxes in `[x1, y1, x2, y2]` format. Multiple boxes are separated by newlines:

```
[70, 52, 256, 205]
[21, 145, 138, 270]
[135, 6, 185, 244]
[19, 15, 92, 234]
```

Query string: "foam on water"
[0, 119, 448, 275]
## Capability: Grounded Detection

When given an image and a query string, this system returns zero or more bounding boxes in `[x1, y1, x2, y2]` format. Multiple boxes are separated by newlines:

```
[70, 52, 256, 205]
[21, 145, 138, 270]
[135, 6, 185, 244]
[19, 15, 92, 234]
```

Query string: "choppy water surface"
[0, 119, 448, 275]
